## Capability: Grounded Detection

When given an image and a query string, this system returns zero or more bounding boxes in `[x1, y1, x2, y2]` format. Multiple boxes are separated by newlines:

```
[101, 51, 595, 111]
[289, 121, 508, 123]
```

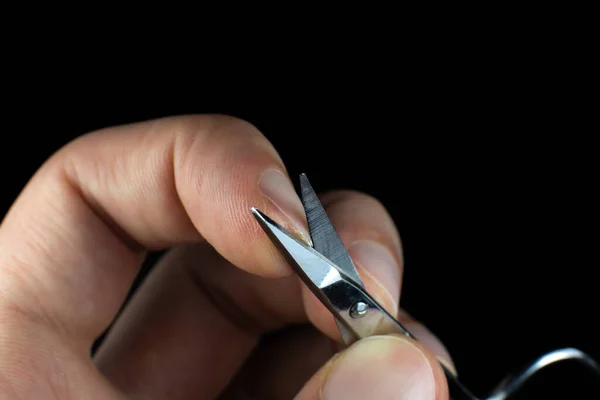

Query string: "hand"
[0, 115, 454, 399]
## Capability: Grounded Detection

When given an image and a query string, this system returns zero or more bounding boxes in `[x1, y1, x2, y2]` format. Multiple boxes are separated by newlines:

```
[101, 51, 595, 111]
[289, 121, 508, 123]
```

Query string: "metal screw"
[349, 301, 369, 318]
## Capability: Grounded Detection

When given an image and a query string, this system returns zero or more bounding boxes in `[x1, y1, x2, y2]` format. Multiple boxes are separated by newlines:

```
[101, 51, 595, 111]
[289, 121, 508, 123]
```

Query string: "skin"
[0, 115, 452, 399]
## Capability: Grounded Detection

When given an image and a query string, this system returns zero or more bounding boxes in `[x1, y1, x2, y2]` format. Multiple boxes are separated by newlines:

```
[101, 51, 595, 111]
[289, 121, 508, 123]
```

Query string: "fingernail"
[403, 321, 457, 376]
[258, 169, 311, 244]
[322, 336, 436, 400]
[348, 240, 400, 312]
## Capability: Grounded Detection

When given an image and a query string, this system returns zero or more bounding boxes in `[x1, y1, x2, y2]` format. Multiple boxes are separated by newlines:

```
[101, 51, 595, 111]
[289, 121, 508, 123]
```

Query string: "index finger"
[0, 114, 309, 342]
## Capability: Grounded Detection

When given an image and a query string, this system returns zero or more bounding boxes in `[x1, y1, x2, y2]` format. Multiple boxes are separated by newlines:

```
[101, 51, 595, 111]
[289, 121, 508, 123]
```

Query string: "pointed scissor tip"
[251, 206, 281, 238]
[299, 172, 315, 193]
[250, 207, 272, 225]
[250, 206, 289, 233]
[251, 206, 313, 247]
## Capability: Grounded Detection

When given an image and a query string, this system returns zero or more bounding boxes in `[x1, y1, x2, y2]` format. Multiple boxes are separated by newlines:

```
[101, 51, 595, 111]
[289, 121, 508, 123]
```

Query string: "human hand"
[0, 115, 454, 399]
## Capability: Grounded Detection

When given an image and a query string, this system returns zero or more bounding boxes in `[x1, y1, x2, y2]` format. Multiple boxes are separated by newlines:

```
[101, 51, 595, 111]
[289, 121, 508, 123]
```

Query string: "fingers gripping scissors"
[251, 174, 600, 400]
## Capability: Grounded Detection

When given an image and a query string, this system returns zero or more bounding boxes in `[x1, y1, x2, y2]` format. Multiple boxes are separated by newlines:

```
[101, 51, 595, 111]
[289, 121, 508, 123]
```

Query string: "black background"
[1, 44, 598, 398]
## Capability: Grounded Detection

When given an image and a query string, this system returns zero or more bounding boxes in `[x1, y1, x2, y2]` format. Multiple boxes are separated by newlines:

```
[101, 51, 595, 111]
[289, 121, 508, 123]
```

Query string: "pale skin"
[0, 115, 454, 399]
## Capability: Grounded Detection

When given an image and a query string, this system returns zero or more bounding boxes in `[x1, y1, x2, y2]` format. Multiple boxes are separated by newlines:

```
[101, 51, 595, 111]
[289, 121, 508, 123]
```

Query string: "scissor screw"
[349, 301, 369, 318]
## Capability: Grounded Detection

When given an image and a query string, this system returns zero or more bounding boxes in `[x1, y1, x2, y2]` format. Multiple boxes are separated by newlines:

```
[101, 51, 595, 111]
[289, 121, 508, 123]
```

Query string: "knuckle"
[173, 114, 281, 174]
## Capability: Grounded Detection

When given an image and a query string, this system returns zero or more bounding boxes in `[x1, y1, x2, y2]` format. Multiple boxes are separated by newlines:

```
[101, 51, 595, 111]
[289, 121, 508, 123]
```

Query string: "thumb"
[295, 335, 449, 400]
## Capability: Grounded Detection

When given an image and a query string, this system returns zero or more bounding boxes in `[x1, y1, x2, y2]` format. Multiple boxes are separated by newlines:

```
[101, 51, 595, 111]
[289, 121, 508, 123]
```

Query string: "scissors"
[251, 173, 600, 400]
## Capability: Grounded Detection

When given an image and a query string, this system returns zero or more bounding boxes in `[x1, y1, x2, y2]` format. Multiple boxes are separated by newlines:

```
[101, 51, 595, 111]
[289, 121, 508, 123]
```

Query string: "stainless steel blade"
[251, 206, 360, 344]
[299, 173, 364, 289]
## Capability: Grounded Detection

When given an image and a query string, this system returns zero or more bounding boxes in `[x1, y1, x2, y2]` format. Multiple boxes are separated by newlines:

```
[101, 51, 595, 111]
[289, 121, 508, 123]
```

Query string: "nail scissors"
[251, 173, 600, 400]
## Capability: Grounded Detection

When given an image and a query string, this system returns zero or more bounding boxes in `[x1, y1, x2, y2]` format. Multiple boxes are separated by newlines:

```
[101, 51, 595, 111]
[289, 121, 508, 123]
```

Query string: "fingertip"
[172, 116, 308, 279]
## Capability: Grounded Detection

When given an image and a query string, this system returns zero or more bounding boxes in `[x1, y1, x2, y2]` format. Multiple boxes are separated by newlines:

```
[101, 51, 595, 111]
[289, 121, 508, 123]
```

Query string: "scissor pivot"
[349, 301, 369, 318]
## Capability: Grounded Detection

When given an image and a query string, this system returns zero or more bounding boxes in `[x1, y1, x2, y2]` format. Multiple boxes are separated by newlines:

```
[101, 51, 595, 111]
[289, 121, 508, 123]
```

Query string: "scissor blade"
[299, 173, 364, 289]
[252, 208, 357, 345]
[252, 206, 360, 344]
[252, 207, 345, 290]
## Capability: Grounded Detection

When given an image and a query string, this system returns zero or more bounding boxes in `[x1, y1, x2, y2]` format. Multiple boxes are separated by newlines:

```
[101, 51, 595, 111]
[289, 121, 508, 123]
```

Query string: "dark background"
[1, 48, 598, 398]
